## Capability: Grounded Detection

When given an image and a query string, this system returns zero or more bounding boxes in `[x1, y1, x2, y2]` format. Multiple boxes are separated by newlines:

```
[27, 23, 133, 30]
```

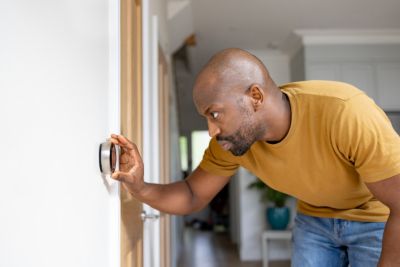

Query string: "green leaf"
[247, 178, 288, 207]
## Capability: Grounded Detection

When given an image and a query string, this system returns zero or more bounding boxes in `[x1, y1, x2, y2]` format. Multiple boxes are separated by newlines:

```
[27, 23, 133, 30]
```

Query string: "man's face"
[214, 100, 264, 156]
[194, 86, 265, 156]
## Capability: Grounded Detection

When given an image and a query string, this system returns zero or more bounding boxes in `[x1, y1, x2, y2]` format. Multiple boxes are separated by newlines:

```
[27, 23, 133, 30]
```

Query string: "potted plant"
[248, 179, 290, 230]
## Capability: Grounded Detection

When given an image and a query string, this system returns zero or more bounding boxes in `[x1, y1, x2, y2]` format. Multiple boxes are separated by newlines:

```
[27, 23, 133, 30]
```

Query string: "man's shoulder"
[279, 80, 365, 101]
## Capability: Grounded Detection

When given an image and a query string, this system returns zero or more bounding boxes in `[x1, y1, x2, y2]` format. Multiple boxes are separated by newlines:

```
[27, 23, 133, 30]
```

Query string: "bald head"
[194, 48, 274, 96]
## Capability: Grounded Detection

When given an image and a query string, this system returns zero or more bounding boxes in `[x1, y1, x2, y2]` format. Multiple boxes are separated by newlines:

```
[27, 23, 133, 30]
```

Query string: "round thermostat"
[99, 140, 120, 175]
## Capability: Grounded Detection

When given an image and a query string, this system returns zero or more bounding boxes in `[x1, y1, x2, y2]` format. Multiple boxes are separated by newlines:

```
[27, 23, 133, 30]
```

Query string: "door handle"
[99, 140, 120, 175]
[140, 210, 160, 221]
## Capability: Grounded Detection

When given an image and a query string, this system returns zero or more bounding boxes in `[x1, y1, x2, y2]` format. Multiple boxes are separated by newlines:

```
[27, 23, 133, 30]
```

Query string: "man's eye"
[210, 112, 219, 119]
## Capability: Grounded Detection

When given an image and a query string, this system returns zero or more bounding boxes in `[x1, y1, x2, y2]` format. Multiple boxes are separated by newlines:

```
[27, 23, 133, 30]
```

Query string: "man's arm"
[366, 173, 400, 267]
[133, 167, 230, 215]
[109, 134, 231, 215]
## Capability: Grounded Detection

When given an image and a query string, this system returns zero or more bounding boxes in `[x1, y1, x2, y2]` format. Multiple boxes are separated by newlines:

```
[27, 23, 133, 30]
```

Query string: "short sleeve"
[333, 93, 400, 182]
[199, 137, 240, 177]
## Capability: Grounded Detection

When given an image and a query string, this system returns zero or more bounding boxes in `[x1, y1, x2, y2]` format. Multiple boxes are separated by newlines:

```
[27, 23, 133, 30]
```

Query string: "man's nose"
[207, 120, 220, 138]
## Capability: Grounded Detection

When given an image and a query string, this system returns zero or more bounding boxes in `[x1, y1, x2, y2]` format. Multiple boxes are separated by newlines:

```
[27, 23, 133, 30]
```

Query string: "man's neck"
[265, 91, 292, 143]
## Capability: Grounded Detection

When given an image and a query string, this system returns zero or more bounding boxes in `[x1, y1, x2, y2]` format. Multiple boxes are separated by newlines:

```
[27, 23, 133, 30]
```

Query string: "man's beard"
[217, 120, 264, 156]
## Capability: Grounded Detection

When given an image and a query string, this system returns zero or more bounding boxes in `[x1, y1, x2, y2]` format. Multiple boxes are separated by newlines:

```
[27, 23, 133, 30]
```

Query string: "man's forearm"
[127, 180, 202, 215]
[378, 212, 400, 266]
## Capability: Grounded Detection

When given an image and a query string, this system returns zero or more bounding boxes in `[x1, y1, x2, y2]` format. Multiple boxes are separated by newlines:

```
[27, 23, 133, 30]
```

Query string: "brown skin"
[110, 48, 399, 265]
[366, 175, 400, 267]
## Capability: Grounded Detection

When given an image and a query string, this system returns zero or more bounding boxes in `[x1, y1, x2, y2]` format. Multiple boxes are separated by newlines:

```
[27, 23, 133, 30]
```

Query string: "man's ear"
[247, 84, 264, 111]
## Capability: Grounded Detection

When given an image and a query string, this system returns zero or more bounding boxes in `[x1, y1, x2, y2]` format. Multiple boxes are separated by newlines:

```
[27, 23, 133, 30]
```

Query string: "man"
[110, 48, 400, 266]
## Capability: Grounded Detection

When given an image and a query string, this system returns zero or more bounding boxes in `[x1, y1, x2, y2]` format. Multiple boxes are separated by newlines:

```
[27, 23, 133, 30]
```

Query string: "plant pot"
[266, 206, 290, 230]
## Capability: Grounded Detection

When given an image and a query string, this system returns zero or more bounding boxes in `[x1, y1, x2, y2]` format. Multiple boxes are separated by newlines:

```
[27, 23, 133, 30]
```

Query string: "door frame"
[120, 0, 144, 266]
[119, 1, 172, 267]
[158, 45, 171, 267]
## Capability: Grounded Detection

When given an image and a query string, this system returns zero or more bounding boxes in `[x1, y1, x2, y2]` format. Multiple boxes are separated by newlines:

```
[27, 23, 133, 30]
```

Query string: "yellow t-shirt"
[199, 80, 400, 222]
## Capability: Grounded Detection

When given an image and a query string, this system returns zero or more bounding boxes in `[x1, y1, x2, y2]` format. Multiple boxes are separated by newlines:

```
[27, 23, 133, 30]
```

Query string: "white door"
[142, 3, 162, 266]
[0, 1, 121, 266]
[141, 2, 174, 265]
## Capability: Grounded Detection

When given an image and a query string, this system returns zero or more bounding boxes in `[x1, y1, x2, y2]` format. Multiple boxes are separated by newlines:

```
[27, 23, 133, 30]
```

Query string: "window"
[191, 131, 211, 171]
[179, 136, 188, 171]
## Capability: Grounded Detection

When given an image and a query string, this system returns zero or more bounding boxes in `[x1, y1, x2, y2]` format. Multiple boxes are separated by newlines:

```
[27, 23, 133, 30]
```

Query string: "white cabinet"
[341, 63, 376, 101]
[307, 62, 377, 100]
[307, 63, 340, 81]
[305, 60, 400, 110]
[289, 33, 400, 111]
[298, 44, 400, 111]
[376, 62, 400, 111]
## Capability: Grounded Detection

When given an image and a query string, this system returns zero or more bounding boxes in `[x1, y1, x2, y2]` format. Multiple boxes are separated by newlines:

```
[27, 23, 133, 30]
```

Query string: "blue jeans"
[292, 213, 385, 267]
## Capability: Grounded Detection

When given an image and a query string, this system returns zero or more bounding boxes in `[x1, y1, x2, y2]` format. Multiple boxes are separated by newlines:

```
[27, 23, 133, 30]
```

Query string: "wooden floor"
[177, 227, 290, 267]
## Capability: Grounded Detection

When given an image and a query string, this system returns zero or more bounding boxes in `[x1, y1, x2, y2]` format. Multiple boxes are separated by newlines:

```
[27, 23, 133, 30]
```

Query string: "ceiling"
[189, 0, 400, 68]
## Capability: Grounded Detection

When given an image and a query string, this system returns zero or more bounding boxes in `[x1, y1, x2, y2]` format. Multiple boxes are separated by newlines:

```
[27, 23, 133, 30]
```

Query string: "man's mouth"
[218, 140, 232, 151]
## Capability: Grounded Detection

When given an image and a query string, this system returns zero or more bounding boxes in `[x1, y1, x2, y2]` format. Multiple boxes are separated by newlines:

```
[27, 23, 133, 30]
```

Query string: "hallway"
[177, 227, 290, 267]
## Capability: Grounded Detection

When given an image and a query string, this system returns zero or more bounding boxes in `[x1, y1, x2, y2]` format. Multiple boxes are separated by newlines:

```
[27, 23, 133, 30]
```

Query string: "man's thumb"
[111, 171, 131, 183]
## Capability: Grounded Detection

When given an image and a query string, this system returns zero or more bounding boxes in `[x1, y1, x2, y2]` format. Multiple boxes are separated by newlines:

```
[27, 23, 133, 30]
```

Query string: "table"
[261, 230, 292, 267]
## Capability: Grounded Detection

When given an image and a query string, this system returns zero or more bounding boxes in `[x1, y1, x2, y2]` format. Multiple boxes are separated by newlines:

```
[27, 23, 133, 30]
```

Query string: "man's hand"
[109, 134, 145, 195]
[108, 134, 231, 215]
[366, 173, 400, 267]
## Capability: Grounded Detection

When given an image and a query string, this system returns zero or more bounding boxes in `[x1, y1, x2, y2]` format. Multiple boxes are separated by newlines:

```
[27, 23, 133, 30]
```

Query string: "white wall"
[237, 168, 265, 260]
[248, 49, 291, 85]
[167, 0, 194, 54]
[0, 1, 119, 266]
[167, 59, 185, 267]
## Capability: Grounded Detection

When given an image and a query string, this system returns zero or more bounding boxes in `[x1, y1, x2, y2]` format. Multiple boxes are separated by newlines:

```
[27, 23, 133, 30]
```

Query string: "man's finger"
[109, 134, 143, 167]
[111, 171, 132, 183]
[128, 143, 144, 167]
[110, 134, 134, 150]
[109, 137, 119, 145]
